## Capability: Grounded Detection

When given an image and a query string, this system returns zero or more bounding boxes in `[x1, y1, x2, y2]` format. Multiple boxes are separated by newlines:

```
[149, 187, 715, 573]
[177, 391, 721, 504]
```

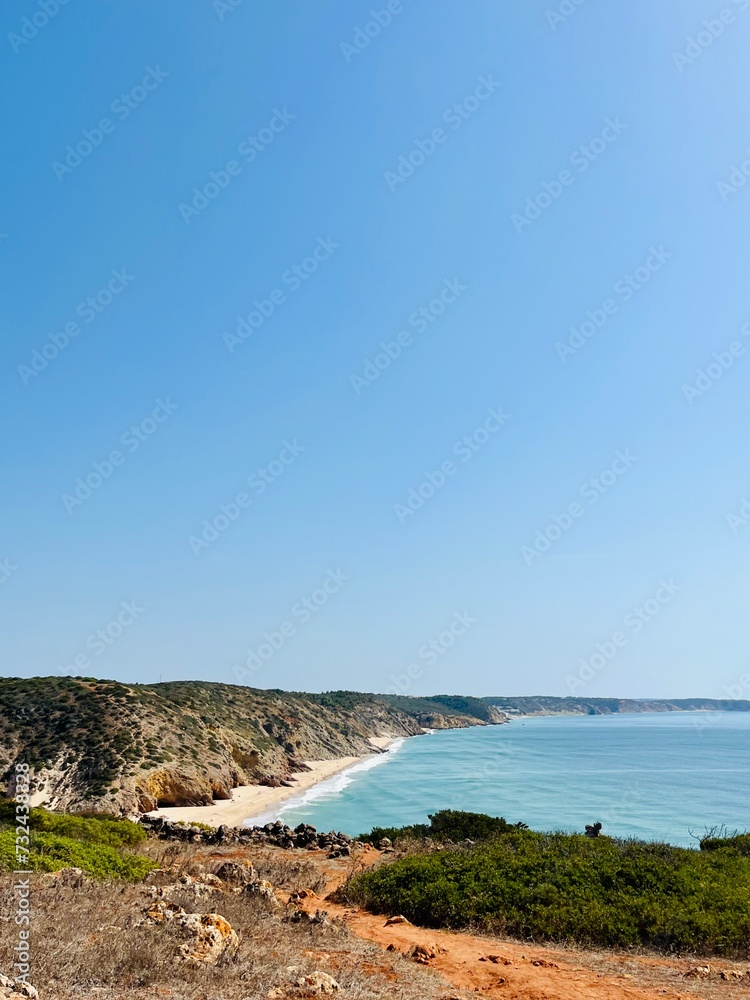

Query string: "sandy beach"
[146, 735, 398, 829]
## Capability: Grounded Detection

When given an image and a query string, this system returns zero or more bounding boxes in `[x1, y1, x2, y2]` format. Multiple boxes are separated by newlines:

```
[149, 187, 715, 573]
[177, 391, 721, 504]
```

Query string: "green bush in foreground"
[0, 801, 154, 880]
[0, 830, 156, 880]
[348, 815, 750, 957]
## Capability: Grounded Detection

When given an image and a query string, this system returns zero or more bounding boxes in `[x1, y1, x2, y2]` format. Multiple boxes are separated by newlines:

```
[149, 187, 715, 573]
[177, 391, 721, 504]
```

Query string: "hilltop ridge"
[0, 677, 503, 815]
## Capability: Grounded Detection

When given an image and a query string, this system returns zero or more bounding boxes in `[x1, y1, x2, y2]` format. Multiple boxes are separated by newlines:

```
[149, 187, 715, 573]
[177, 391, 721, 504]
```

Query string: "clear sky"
[1, 0, 748, 699]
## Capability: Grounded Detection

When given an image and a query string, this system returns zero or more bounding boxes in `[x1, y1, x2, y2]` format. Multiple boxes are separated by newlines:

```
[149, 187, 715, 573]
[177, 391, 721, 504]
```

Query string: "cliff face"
[483, 696, 750, 716]
[0, 678, 498, 816]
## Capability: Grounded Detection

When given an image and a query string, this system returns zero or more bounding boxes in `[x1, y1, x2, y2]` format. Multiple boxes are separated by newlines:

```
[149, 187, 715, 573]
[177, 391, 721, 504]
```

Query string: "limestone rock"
[384, 914, 410, 926]
[684, 965, 711, 978]
[214, 859, 256, 886]
[245, 878, 280, 905]
[406, 942, 446, 964]
[294, 971, 340, 995]
[140, 899, 238, 964]
[0, 974, 38, 1000]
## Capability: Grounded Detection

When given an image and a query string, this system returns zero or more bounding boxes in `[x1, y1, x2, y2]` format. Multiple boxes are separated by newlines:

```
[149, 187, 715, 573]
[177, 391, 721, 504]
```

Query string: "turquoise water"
[247, 713, 750, 846]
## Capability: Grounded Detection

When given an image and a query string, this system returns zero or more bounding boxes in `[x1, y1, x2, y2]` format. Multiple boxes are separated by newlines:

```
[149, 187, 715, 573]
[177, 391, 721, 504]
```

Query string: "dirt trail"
[296, 850, 750, 1000]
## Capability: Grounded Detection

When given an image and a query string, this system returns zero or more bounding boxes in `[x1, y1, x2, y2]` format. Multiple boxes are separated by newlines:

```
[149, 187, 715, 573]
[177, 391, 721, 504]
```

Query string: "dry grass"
[0, 872, 454, 1000]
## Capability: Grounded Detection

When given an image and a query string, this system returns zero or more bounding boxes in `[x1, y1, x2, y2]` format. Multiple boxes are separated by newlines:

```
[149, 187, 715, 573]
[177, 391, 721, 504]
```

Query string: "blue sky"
[1, 0, 748, 699]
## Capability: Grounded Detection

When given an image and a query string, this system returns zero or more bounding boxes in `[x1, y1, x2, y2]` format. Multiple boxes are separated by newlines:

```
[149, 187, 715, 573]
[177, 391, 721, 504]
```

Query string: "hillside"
[483, 695, 750, 716]
[0, 678, 501, 816]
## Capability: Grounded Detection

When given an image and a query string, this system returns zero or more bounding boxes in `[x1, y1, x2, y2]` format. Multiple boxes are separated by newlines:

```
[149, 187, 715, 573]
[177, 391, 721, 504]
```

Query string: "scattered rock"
[285, 908, 332, 929]
[384, 914, 410, 926]
[0, 974, 38, 1000]
[214, 859, 256, 886]
[40, 867, 86, 889]
[245, 878, 280, 906]
[289, 889, 318, 903]
[719, 970, 745, 981]
[406, 942, 446, 965]
[378, 837, 392, 850]
[140, 899, 238, 964]
[684, 965, 711, 979]
[293, 971, 340, 995]
[139, 815, 357, 853]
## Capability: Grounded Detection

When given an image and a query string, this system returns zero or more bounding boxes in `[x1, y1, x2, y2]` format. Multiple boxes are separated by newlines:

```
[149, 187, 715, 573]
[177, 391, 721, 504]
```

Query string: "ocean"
[247, 712, 750, 846]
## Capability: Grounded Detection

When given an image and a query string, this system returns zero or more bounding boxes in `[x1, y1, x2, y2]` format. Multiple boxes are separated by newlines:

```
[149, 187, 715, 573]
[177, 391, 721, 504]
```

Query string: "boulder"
[245, 879, 280, 905]
[293, 971, 340, 995]
[214, 859, 256, 886]
[684, 965, 711, 979]
[140, 900, 238, 964]
[405, 942, 446, 965]
[0, 975, 38, 1000]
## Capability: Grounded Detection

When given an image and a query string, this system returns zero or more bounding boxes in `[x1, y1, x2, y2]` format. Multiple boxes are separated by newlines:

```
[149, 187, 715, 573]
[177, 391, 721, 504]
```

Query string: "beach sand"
[146, 735, 397, 829]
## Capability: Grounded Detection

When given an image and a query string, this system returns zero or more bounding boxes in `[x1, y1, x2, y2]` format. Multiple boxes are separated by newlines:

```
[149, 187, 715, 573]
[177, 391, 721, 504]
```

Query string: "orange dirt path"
[300, 849, 749, 1000]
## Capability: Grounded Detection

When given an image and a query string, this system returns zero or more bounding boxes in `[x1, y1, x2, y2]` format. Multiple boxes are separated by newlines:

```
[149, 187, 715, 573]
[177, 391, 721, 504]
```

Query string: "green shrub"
[361, 809, 526, 845]
[700, 831, 750, 856]
[348, 814, 750, 957]
[0, 802, 153, 881]
[0, 829, 155, 880]
[0, 801, 146, 848]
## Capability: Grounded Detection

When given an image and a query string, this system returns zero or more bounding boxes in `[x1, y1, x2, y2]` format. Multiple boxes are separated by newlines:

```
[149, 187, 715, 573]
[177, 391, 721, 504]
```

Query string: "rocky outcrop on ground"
[140, 899, 239, 964]
[0, 975, 37, 1000]
[141, 814, 359, 856]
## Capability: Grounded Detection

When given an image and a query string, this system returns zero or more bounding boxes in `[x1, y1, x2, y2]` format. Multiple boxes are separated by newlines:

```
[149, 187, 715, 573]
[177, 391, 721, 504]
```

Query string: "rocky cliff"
[0, 678, 504, 816]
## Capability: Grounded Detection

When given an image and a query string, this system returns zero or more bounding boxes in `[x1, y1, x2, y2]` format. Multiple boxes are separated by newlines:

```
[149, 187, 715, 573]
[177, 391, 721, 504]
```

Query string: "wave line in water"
[244, 738, 406, 827]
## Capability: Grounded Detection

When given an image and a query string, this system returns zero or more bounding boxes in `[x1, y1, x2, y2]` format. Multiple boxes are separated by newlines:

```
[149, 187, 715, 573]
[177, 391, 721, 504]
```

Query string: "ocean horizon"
[246, 712, 750, 847]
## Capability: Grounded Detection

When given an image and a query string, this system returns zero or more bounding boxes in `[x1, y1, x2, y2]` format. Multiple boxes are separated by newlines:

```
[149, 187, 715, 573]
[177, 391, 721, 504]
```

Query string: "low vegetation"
[361, 808, 528, 845]
[0, 866, 448, 1000]
[0, 801, 155, 880]
[346, 811, 750, 957]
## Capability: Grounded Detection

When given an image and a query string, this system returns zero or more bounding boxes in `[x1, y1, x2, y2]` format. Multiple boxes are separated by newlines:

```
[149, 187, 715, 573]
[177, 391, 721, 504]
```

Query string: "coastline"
[145, 735, 398, 829]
